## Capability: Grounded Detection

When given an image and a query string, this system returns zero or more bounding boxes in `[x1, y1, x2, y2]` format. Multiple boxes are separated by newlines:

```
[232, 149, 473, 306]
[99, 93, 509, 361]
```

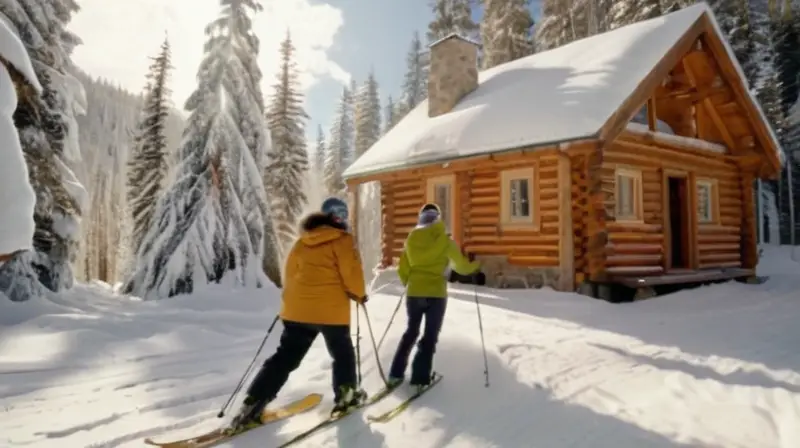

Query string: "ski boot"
[386, 376, 403, 389]
[228, 396, 269, 433]
[331, 385, 367, 415]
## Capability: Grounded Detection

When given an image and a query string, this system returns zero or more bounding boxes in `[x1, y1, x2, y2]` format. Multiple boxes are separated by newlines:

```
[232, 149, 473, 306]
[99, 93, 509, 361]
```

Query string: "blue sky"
[304, 0, 542, 141]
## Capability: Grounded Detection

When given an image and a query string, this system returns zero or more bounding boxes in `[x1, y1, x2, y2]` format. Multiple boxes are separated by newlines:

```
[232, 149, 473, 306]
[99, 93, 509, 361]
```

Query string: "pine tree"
[354, 71, 382, 159]
[480, 0, 535, 69]
[127, 37, 172, 269]
[314, 124, 326, 176]
[397, 32, 428, 120]
[428, 0, 479, 42]
[124, 0, 277, 298]
[0, 0, 88, 301]
[384, 95, 398, 134]
[266, 30, 310, 252]
[710, 0, 760, 87]
[324, 88, 352, 197]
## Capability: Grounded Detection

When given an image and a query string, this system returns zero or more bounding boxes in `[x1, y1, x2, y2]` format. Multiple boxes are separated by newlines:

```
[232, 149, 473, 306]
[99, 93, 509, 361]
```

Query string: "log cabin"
[342, 3, 784, 299]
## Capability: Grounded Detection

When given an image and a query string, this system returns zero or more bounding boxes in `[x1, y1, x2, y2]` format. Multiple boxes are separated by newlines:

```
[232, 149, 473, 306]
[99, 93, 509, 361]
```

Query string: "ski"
[367, 373, 443, 423]
[143, 393, 323, 448]
[276, 383, 402, 447]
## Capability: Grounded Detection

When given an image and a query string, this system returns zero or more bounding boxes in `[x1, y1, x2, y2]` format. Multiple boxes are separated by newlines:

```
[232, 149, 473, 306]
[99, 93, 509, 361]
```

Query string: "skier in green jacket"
[388, 203, 481, 389]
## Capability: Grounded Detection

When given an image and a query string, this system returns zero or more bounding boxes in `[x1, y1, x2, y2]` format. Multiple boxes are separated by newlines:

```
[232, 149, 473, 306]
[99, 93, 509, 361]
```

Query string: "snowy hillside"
[2, 247, 799, 447]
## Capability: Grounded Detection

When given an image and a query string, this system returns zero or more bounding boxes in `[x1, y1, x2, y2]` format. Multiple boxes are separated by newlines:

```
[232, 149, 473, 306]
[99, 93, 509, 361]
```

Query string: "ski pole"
[360, 303, 389, 386]
[473, 280, 490, 387]
[217, 314, 280, 418]
[356, 302, 362, 387]
[376, 290, 405, 351]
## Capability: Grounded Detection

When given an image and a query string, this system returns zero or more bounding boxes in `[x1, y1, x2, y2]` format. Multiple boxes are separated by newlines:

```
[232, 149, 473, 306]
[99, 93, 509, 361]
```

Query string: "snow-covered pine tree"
[124, 0, 278, 298]
[535, 0, 585, 50]
[396, 32, 428, 121]
[710, 0, 760, 87]
[0, 0, 88, 301]
[266, 30, 310, 252]
[324, 88, 352, 198]
[127, 36, 173, 270]
[384, 95, 397, 134]
[354, 71, 381, 159]
[314, 124, 326, 176]
[427, 0, 479, 42]
[480, 0, 535, 69]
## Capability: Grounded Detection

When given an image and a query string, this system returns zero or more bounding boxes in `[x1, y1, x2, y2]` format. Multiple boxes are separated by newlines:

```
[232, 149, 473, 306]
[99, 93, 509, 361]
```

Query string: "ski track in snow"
[1, 246, 800, 447]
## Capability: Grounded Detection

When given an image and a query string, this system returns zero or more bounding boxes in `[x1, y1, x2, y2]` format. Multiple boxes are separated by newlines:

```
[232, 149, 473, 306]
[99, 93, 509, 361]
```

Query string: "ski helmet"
[321, 197, 349, 224]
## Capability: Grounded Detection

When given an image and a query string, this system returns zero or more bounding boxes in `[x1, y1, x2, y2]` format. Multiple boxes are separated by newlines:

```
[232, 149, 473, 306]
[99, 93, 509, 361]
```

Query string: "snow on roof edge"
[428, 33, 481, 48]
[701, 6, 785, 166]
[343, 133, 600, 181]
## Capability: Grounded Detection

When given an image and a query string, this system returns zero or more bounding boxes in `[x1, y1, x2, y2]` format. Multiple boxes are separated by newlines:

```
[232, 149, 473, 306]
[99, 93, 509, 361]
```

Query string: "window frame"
[425, 174, 456, 232]
[695, 178, 719, 224]
[500, 166, 538, 230]
[614, 167, 644, 223]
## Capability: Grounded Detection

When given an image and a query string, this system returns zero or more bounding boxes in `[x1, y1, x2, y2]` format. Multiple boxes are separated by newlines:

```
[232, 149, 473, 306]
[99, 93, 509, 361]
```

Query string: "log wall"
[378, 150, 565, 275]
[603, 135, 746, 277]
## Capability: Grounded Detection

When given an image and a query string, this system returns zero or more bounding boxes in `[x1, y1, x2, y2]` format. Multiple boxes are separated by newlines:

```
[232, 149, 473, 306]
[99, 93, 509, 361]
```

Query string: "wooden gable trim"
[697, 15, 782, 178]
[597, 15, 706, 146]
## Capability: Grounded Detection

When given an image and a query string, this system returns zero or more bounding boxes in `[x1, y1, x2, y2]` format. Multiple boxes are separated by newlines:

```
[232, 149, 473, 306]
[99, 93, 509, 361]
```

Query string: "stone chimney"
[427, 34, 479, 118]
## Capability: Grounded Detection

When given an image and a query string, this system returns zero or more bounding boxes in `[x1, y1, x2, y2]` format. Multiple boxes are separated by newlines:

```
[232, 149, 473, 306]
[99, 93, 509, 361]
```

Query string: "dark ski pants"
[246, 320, 357, 403]
[389, 297, 447, 385]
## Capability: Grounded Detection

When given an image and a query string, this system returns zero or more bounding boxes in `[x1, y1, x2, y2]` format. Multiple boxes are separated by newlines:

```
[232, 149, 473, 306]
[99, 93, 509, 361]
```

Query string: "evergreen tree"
[384, 95, 398, 134]
[710, 0, 760, 87]
[314, 124, 326, 176]
[480, 0, 535, 69]
[397, 32, 428, 120]
[266, 30, 310, 252]
[0, 0, 88, 301]
[324, 88, 352, 197]
[354, 71, 382, 158]
[127, 37, 172, 269]
[428, 0, 479, 42]
[124, 0, 278, 298]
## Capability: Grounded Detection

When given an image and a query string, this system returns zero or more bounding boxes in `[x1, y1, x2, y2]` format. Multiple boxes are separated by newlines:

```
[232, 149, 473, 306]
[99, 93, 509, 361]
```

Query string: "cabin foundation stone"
[475, 255, 560, 289]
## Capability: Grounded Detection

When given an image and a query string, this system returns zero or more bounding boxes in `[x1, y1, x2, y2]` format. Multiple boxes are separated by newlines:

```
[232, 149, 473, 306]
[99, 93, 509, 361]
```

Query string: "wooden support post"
[646, 97, 657, 131]
[687, 172, 699, 269]
[557, 152, 575, 291]
[347, 181, 360, 245]
[586, 145, 608, 282]
[740, 172, 758, 269]
[380, 181, 394, 268]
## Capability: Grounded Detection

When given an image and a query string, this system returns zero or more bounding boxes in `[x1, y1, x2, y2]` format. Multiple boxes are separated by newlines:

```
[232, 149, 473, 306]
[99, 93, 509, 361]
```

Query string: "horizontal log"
[470, 216, 500, 226]
[697, 225, 739, 234]
[469, 206, 499, 217]
[472, 186, 499, 197]
[698, 243, 739, 252]
[471, 196, 498, 206]
[392, 186, 423, 199]
[699, 252, 740, 263]
[698, 261, 742, 269]
[606, 254, 662, 266]
[471, 176, 499, 188]
[507, 255, 560, 267]
[469, 234, 560, 245]
[697, 233, 740, 243]
[605, 243, 663, 255]
[607, 222, 662, 233]
[719, 206, 741, 217]
[465, 244, 559, 256]
[606, 266, 665, 276]
[394, 197, 422, 209]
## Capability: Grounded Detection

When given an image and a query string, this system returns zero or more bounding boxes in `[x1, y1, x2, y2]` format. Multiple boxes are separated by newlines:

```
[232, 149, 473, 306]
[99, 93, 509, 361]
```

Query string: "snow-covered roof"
[0, 13, 41, 92]
[344, 2, 782, 180]
[428, 33, 481, 48]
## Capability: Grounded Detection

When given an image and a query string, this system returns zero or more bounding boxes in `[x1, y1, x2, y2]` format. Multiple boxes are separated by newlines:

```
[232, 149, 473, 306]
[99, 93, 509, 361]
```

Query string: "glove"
[359, 295, 369, 304]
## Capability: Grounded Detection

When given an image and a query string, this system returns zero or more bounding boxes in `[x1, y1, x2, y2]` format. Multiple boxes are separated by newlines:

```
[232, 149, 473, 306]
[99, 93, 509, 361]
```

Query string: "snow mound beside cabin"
[1, 247, 799, 447]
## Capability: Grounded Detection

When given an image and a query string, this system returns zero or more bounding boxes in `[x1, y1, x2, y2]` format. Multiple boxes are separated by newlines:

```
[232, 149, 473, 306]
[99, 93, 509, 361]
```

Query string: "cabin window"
[500, 167, 537, 228]
[696, 179, 718, 224]
[615, 168, 643, 221]
[426, 175, 455, 231]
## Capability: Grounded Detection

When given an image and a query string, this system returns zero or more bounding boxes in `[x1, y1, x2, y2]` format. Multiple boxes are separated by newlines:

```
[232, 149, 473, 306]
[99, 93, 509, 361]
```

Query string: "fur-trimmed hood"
[298, 212, 348, 247]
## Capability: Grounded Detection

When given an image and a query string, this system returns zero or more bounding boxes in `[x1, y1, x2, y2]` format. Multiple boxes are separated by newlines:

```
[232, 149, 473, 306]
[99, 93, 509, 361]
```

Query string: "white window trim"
[696, 178, 718, 224]
[615, 167, 643, 223]
[500, 166, 537, 229]
[426, 174, 455, 231]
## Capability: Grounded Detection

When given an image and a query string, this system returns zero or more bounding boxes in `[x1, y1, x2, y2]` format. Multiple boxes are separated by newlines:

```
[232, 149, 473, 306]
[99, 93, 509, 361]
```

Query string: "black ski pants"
[246, 320, 357, 403]
[389, 297, 447, 385]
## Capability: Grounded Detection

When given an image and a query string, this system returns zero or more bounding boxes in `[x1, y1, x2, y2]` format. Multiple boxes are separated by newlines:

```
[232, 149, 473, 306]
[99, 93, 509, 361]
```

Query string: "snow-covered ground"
[2, 246, 799, 448]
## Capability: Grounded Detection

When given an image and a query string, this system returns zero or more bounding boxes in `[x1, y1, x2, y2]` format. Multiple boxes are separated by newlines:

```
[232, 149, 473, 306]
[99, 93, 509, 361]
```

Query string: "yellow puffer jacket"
[280, 212, 366, 326]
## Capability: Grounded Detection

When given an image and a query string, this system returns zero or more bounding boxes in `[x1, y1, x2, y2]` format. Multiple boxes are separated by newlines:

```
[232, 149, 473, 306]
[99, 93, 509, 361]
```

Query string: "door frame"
[662, 169, 695, 271]
[426, 174, 457, 236]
